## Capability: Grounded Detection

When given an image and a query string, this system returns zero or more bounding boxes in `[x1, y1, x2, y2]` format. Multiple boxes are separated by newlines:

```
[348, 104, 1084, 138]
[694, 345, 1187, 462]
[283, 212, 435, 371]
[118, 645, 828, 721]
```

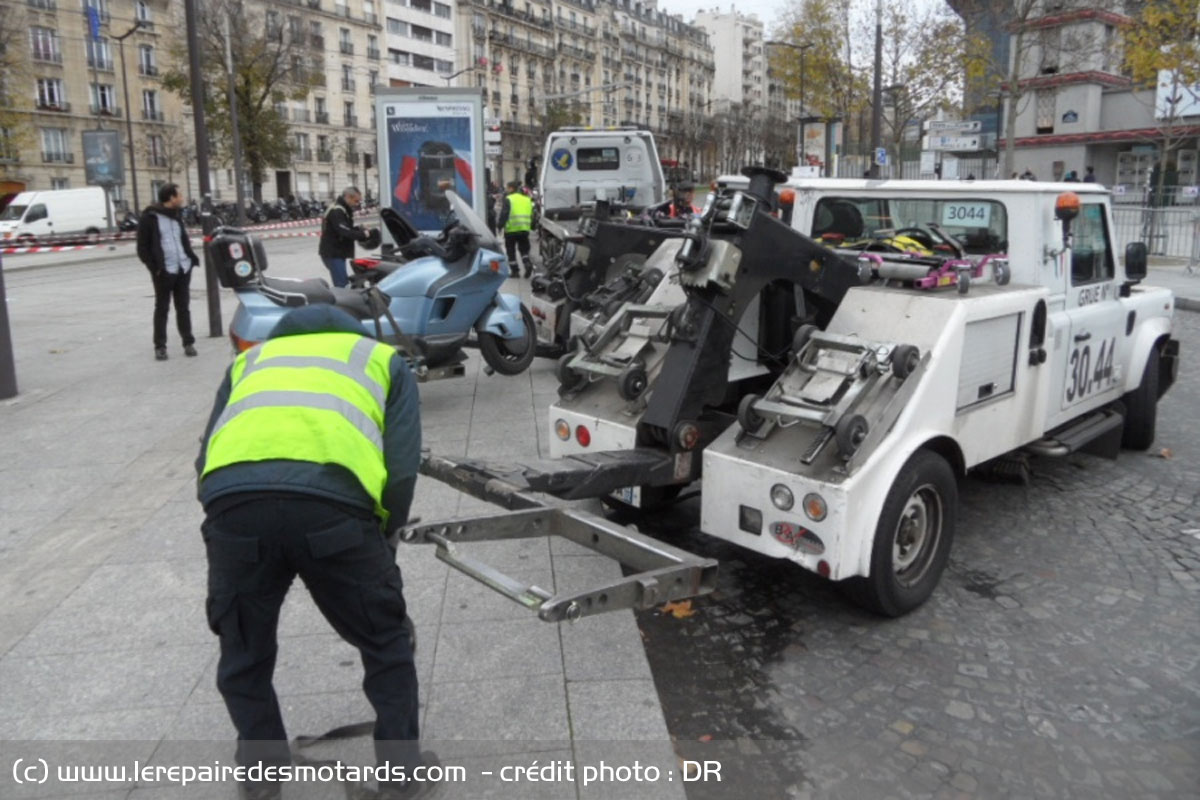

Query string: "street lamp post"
[869, 0, 883, 178]
[766, 40, 813, 167]
[114, 21, 142, 214]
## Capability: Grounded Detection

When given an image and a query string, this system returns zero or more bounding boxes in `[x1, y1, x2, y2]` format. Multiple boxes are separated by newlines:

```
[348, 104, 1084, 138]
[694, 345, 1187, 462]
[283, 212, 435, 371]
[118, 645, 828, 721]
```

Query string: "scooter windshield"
[445, 190, 501, 252]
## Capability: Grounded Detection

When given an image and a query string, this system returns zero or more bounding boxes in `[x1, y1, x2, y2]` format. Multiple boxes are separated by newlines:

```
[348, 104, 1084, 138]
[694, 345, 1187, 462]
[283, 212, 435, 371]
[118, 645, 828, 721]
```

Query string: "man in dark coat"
[196, 304, 436, 800]
[318, 186, 370, 288]
[136, 182, 199, 360]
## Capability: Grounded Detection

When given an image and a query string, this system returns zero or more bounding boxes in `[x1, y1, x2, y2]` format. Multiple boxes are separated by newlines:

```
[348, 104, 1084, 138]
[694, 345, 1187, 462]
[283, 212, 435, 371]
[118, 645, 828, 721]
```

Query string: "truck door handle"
[1073, 332, 1091, 342]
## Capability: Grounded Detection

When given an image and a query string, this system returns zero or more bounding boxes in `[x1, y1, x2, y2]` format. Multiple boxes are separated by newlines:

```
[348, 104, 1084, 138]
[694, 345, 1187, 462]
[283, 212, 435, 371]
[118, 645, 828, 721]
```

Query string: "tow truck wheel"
[957, 272, 971, 295]
[737, 393, 764, 434]
[617, 362, 649, 401]
[992, 261, 1011, 285]
[1120, 347, 1159, 450]
[851, 449, 956, 617]
[792, 324, 818, 356]
[835, 414, 869, 456]
[891, 345, 920, 380]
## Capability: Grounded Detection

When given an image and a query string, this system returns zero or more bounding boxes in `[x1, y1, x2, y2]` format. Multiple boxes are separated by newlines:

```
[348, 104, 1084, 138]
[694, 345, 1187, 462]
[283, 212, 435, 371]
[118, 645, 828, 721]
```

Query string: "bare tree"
[0, 3, 34, 176]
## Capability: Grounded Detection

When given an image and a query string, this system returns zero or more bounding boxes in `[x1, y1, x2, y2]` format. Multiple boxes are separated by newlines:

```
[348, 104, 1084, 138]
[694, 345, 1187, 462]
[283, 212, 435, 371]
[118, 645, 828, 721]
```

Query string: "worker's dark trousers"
[504, 230, 533, 276]
[202, 495, 419, 771]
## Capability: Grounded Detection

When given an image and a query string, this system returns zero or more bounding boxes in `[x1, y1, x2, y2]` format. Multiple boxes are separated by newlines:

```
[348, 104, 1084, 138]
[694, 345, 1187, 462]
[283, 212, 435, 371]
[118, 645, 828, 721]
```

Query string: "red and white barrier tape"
[3, 227, 324, 255]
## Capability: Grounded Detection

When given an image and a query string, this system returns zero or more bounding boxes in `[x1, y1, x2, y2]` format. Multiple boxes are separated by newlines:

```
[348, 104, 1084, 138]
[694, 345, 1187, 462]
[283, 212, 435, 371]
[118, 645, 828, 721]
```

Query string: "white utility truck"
[538, 126, 665, 220]
[402, 171, 1178, 620]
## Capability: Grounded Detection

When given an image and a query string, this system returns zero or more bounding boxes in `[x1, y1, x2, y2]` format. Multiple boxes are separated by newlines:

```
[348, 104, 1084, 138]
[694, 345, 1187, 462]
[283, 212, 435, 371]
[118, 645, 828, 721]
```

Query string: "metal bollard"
[0, 253, 17, 399]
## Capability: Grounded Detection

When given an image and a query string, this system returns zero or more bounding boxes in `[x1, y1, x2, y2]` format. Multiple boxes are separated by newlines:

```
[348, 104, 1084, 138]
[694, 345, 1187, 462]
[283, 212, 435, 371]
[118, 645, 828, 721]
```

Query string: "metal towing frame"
[400, 454, 718, 622]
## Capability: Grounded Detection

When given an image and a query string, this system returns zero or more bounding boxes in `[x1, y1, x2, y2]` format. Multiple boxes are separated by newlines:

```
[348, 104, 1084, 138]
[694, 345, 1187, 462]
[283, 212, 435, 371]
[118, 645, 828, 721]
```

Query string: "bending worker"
[195, 304, 436, 800]
[497, 180, 535, 278]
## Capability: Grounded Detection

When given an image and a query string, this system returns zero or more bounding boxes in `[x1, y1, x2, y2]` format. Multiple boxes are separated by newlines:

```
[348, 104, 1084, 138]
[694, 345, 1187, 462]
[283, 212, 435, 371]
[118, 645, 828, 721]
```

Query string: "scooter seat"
[329, 287, 380, 320]
[259, 275, 335, 307]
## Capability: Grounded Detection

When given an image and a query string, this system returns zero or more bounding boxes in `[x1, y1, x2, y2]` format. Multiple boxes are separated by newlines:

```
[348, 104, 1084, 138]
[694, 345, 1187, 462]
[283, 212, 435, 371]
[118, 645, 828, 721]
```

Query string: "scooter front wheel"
[479, 304, 537, 376]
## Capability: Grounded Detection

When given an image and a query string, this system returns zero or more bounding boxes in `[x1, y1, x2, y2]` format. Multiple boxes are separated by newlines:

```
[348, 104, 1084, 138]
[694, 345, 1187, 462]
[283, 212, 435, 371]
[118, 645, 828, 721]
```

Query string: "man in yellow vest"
[196, 304, 435, 800]
[497, 180, 535, 278]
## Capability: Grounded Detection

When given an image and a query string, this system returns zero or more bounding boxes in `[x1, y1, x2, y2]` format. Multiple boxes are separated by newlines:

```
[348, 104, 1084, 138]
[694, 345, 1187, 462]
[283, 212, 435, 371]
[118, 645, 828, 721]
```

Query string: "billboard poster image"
[81, 129, 124, 187]
[375, 88, 484, 235]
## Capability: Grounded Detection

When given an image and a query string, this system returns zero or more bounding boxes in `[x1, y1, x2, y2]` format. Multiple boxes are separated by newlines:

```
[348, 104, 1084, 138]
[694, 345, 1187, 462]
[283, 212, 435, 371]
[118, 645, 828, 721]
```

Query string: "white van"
[539, 127, 665, 218]
[0, 187, 113, 243]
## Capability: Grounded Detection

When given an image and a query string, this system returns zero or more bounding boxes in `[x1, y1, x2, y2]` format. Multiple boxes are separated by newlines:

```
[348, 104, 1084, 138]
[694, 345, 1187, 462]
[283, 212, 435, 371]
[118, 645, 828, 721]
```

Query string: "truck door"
[22, 203, 52, 239]
[1060, 201, 1124, 413]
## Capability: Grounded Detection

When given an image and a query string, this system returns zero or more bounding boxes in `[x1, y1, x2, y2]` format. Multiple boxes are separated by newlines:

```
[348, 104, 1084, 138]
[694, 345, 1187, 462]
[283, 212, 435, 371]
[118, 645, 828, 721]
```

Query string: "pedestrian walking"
[195, 304, 436, 800]
[136, 182, 198, 361]
[319, 186, 371, 288]
[498, 180, 535, 278]
[1020, 168, 1037, 181]
[1084, 166, 1097, 183]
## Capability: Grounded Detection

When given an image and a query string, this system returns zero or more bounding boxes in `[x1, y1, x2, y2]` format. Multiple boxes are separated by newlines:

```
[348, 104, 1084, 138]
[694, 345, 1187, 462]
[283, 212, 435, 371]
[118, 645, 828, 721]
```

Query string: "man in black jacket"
[319, 186, 370, 288]
[137, 183, 199, 360]
[196, 304, 436, 800]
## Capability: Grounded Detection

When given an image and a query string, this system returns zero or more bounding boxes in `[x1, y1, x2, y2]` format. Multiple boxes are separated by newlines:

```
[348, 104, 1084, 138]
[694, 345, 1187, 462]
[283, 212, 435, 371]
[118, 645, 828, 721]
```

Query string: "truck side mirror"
[1124, 241, 1148, 282]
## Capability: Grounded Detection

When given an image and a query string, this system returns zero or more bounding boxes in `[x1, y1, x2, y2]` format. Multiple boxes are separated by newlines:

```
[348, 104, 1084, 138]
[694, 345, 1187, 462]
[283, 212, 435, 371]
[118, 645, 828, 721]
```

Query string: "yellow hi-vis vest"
[202, 332, 397, 521]
[504, 192, 533, 233]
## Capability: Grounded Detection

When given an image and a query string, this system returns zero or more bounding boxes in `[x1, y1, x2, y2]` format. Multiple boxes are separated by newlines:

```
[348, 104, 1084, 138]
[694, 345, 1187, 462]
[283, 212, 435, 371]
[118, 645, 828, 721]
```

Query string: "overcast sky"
[653, 0, 949, 32]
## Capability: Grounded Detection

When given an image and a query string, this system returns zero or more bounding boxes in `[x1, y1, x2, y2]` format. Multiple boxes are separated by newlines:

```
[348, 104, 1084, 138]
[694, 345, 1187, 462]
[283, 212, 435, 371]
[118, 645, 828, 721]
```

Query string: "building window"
[387, 18, 407, 36]
[435, 59, 452, 74]
[135, 1, 152, 25]
[435, 31, 452, 47]
[1038, 28, 1060, 75]
[435, 2, 451, 19]
[412, 53, 434, 71]
[1035, 89, 1055, 134]
[138, 44, 157, 76]
[40, 127, 69, 160]
[148, 134, 166, 167]
[51, 177, 70, 189]
[389, 49, 409, 66]
[411, 0, 431, 12]
[30, 27, 61, 62]
[90, 83, 117, 114]
[85, 0, 110, 22]
[36, 78, 65, 109]
[86, 38, 113, 71]
[411, 25, 433, 43]
[143, 88, 162, 121]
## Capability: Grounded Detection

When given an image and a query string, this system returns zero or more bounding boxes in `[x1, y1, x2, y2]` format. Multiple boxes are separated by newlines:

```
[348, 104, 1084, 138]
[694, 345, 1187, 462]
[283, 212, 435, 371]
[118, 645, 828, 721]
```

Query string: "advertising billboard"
[374, 87, 485, 236]
[81, 129, 124, 187]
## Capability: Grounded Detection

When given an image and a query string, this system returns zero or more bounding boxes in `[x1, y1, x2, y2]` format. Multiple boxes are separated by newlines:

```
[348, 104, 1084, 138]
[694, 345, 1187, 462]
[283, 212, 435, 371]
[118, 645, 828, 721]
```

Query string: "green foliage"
[1123, 0, 1200, 106]
[160, 0, 318, 190]
[539, 101, 583, 136]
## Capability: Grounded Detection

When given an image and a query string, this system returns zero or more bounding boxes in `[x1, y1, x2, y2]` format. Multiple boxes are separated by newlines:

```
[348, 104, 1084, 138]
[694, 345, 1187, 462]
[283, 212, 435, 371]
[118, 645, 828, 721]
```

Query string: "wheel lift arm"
[405, 453, 718, 622]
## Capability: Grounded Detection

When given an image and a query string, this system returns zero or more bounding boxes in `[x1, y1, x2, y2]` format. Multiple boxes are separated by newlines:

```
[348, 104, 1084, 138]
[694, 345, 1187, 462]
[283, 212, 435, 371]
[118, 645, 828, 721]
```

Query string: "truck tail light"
[575, 425, 591, 447]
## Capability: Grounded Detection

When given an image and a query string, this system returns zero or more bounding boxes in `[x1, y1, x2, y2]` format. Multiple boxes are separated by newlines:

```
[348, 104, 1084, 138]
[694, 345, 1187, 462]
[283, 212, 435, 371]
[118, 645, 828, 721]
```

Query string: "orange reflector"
[575, 425, 591, 447]
[817, 560, 831, 578]
[803, 493, 827, 522]
[1055, 191, 1080, 221]
[489, 259, 501, 272]
[229, 331, 257, 353]
[554, 419, 570, 441]
[779, 188, 796, 205]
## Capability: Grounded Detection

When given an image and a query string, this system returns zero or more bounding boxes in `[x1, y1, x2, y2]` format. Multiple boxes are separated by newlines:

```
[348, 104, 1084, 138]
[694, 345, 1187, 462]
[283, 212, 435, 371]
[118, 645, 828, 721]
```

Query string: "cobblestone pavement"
[636, 311, 1200, 800]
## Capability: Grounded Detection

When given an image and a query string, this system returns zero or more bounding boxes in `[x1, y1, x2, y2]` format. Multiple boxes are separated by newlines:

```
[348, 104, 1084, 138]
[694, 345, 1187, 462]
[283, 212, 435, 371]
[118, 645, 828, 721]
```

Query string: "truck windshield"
[577, 147, 621, 171]
[812, 197, 1008, 255]
[0, 205, 26, 221]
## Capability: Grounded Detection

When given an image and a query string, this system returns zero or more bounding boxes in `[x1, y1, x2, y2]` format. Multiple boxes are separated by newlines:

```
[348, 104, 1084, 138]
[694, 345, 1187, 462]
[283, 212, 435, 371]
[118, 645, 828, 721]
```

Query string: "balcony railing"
[148, 154, 167, 167]
[142, 108, 165, 121]
[28, 0, 58, 10]
[339, 42, 354, 55]
[306, 0, 321, 8]
[41, 151, 74, 163]
[341, 78, 355, 91]
[367, 47, 380, 60]
[89, 104, 121, 117]
[36, 100, 70, 112]
[295, 148, 313, 161]
[0, 151, 20, 165]
[335, 4, 350, 18]
[343, 114, 357, 127]
[32, 48, 63, 63]
[87, 57, 114, 71]
[315, 110, 330, 124]
[345, 152, 358, 165]
[139, 64, 158, 77]
[317, 149, 333, 162]
[364, 12, 377, 24]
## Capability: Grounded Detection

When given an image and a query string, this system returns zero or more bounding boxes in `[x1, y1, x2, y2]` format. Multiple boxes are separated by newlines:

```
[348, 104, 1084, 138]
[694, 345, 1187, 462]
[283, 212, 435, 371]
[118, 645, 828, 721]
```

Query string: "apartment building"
[382, 0, 459, 87]
[1, 0, 185, 211]
[204, 0, 385, 203]
[693, 8, 766, 117]
[453, 0, 714, 184]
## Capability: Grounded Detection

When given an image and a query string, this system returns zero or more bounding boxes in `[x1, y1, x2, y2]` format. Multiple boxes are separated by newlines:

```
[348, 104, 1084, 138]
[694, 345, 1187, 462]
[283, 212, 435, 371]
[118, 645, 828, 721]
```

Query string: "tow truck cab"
[539, 127, 665, 219]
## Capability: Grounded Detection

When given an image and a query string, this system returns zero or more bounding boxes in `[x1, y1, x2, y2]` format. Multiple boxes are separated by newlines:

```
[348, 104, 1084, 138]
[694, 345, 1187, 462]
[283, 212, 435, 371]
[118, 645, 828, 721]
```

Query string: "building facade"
[453, 0, 714, 185]
[1, 0, 186, 211]
[1001, 0, 1200, 197]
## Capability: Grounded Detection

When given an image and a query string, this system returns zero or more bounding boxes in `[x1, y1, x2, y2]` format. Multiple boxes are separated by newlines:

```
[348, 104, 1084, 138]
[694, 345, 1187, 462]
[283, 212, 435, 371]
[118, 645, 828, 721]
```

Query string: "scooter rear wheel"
[480, 304, 537, 376]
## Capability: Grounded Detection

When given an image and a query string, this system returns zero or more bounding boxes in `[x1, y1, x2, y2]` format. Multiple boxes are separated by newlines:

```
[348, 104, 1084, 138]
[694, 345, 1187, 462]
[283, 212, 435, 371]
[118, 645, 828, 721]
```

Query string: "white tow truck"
[402, 171, 1179, 619]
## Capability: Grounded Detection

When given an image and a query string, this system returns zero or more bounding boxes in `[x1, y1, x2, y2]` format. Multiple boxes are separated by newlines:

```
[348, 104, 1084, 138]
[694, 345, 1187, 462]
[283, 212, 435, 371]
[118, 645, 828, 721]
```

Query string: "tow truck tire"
[1120, 348, 1159, 450]
[957, 272, 970, 295]
[617, 362, 649, 401]
[792, 324, 818, 356]
[891, 345, 920, 380]
[480, 305, 537, 376]
[852, 449, 956, 617]
[737, 393, 764, 434]
[835, 414, 869, 456]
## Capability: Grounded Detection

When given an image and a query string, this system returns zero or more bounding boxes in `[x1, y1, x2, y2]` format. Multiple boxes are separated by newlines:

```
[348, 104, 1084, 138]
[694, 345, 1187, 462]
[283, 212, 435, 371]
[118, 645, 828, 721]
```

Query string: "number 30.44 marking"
[1065, 336, 1115, 402]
